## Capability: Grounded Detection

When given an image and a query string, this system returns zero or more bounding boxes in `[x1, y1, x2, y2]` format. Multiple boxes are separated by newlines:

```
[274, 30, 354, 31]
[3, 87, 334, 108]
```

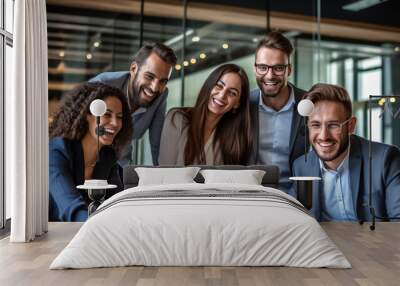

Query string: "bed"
[50, 165, 350, 269]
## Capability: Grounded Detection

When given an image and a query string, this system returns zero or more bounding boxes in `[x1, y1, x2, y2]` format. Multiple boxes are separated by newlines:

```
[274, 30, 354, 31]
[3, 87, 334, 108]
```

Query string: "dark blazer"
[292, 135, 400, 221]
[89, 71, 168, 165]
[49, 137, 123, 222]
[248, 84, 307, 170]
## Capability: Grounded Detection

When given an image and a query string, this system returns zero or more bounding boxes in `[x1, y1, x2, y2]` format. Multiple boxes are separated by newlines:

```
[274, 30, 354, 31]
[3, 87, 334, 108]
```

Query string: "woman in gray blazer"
[159, 63, 253, 165]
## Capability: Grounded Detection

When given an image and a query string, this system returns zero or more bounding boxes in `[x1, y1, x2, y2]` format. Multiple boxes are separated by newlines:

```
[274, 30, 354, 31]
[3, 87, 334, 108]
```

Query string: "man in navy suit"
[90, 43, 177, 165]
[248, 31, 306, 192]
[293, 83, 400, 221]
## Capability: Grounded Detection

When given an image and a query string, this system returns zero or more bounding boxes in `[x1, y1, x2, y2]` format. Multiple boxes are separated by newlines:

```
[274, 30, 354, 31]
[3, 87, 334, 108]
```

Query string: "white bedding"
[50, 183, 351, 269]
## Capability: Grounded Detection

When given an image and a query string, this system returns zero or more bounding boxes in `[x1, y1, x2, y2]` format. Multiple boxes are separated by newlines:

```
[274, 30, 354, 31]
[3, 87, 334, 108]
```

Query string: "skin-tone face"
[86, 96, 123, 147]
[254, 47, 292, 111]
[207, 72, 242, 121]
[308, 100, 357, 170]
[129, 52, 172, 109]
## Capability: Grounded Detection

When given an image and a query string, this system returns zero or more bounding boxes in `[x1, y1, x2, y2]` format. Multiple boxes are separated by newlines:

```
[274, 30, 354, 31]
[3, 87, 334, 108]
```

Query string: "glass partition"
[47, 5, 143, 104]
[46, 0, 400, 165]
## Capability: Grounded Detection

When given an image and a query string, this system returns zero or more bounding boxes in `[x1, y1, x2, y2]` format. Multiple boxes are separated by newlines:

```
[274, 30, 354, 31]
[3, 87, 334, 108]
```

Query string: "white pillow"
[135, 167, 201, 186]
[200, 169, 266, 185]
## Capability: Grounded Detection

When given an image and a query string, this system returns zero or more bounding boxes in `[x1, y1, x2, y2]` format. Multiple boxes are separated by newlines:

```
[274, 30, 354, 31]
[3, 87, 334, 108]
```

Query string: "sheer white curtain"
[7, 0, 48, 242]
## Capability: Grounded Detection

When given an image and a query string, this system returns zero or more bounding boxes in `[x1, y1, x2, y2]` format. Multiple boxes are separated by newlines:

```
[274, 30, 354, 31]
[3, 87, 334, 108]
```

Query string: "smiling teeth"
[319, 142, 334, 147]
[213, 98, 226, 107]
[105, 129, 115, 134]
[143, 89, 154, 97]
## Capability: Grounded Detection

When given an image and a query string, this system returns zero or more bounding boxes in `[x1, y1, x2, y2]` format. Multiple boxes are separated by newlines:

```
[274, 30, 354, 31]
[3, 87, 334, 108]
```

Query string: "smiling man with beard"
[293, 83, 400, 222]
[248, 31, 306, 193]
[90, 43, 177, 165]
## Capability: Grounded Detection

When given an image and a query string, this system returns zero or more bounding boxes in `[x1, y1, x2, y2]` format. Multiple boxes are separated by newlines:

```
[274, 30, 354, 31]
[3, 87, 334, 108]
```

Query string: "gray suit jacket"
[292, 135, 400, 221]
[248, 84, 306, 170]
[89, 71, 168, 165]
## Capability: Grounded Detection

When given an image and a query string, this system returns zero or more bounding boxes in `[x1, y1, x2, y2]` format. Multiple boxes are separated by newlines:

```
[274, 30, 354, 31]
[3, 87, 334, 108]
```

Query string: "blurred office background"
[1, 0, 399, 227]
[44, 0, 400, 164]
[43, 0, 400, 165]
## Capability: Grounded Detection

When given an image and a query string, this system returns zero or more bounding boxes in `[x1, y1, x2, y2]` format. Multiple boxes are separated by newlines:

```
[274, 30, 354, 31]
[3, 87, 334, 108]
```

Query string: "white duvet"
[50, 183, 351, 269]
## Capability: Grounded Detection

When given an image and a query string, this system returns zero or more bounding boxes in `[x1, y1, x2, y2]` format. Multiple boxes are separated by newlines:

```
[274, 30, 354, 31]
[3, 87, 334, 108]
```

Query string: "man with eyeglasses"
[293, 83, 400, 221]
[248, 31, 306, 193]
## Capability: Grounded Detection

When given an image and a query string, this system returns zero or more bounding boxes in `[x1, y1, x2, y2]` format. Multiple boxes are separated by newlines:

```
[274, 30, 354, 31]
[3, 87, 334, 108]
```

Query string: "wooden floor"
[0, 222, 399, 286]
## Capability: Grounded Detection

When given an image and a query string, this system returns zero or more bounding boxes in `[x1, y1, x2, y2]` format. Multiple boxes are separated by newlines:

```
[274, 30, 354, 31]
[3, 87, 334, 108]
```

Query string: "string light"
[199, 53, 206, 59]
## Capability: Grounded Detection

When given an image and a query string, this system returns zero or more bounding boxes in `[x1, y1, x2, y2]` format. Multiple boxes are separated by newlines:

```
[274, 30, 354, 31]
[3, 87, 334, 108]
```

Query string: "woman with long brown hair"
[158, 63, 253, 165]
[49, 82, 133, 221]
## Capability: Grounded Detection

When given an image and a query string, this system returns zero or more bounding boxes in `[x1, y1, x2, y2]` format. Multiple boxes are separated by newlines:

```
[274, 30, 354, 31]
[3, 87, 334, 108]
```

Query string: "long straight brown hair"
[175, 63, 253, 165]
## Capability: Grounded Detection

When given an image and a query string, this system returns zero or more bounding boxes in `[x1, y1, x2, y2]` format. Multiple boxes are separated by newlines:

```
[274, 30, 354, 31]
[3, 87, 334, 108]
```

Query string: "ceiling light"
[183, 61, 189, 67]
[93, 41, 100, 48]
[190, 58, 197, 64]
[192, 36, 200, 42]
[59, 51, 65, 57]
[164, 29, 194, 46]
[86, 53, 93, 60]
[342, 0, 387, 12]
[395, 47, 400, 52]
[222, 43, 229, 49]
[199, 53, 207, 59]
[175, 64, 182, 70]
[390, 97, 396, 103]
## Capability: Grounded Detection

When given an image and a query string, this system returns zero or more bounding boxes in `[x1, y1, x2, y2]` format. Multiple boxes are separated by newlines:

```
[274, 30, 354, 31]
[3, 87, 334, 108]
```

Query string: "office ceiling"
[210, 0, 400, 28]
[46, 0, 400, 97]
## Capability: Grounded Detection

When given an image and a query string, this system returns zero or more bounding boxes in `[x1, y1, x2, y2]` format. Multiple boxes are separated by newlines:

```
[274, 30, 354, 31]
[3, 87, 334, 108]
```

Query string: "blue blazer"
[247, 84, 307, 169]
[292, 135, 400, 221]
[49, 137, 123, 222]
[89, 71, 168, 165]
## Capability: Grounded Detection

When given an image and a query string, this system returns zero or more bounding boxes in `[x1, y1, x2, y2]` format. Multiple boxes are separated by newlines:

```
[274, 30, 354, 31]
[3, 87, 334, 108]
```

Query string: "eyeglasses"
[254, 63, 288, 76]
[307, 118, 352, 135]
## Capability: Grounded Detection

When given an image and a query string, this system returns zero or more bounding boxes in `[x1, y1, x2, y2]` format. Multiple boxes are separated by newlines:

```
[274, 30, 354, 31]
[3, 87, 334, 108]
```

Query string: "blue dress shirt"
[257, 87, 295, 191]
[319, 149, 357, 221]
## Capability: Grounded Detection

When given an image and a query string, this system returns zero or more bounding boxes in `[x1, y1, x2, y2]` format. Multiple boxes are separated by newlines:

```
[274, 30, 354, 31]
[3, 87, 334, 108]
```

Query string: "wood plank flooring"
[0, 222, 399, 286]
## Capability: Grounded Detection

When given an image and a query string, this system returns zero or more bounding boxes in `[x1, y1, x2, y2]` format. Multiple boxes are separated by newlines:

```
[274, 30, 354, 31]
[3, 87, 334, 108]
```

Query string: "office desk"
[0, 222, 399, 286]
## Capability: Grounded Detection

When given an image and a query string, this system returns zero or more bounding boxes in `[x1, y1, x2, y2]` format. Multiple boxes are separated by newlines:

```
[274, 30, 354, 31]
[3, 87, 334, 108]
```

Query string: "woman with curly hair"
[158, 63, 253, 165]
[49, 82, 133, 222]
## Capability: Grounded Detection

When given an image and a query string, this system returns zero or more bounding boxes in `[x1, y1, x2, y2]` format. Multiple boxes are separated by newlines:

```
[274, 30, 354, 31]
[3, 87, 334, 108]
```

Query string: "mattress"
[50, 183, 351, 269]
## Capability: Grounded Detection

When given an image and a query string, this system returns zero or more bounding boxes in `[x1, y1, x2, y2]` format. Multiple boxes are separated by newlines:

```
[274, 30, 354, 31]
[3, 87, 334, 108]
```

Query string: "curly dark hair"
[49, 82, 133, 157]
